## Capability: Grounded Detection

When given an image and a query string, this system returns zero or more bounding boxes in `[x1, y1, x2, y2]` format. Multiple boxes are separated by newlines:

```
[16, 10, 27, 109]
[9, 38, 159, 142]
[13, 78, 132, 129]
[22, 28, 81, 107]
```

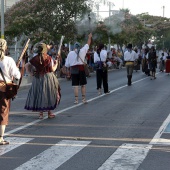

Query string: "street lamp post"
[108, 1, 111, 50]
[162, 6, 165, 17]
[94, 1, 114, 50]
[1, 0, 5, 39]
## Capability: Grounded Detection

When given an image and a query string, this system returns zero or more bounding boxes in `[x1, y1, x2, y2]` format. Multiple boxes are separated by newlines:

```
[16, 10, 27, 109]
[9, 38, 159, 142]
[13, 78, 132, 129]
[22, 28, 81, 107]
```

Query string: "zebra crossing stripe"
[98, 143, 152, 170]
[150, 113, 170, 145]
[0, 137, 33, 156]
[14, 140, 91, 170]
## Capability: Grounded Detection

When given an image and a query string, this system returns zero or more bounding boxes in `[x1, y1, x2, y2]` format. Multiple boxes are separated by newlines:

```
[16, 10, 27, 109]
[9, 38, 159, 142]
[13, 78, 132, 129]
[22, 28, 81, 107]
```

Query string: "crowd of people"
[1, 33, 170, 145]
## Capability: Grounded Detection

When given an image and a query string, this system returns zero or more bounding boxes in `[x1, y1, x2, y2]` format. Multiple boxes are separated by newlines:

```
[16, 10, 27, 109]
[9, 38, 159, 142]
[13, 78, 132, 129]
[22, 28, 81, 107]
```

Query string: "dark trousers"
[96, 69, 108, 93]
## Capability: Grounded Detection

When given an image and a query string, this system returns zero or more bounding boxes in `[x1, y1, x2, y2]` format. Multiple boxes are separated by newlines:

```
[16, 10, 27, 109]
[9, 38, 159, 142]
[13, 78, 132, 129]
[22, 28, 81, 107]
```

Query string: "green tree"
[3, 0, 91, 44]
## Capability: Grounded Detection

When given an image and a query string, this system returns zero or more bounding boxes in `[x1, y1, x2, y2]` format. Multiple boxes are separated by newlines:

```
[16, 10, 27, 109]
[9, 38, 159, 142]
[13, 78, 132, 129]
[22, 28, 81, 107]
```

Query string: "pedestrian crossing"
[0, 137, 153, 170]
[98, 143, 152, 170]
[0, 137, 33, 156]
[2, 113, 170, 170]
[14, 140, 91, 170]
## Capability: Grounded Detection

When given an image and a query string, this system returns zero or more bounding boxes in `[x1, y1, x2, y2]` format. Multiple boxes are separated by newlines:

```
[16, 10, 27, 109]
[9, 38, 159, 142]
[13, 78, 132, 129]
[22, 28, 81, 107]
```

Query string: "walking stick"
[16, 39, 30, 89]
[56, 36, 65, 72]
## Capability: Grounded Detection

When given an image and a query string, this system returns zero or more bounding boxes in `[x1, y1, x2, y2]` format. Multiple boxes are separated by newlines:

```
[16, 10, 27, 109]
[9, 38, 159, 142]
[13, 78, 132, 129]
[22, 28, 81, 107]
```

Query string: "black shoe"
[105, 91, 110, 94]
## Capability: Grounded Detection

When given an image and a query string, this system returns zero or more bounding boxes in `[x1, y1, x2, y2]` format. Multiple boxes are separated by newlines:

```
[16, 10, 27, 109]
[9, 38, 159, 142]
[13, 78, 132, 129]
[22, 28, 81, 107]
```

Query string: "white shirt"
[94, 50, 107, 63]
[163, 55, 166, 60]
[124, 50, 138, 61]
[0, 56, 21, 82]
[65, 44, 89, 67]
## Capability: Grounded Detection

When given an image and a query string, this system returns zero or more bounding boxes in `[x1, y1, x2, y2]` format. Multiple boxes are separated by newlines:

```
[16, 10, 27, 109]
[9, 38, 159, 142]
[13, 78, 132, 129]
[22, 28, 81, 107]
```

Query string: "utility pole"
[163, 6, 165, 17]
[1, 0, 5, 39]
[162, 6, 165, 49]
[108, 1, 111, 51]
[122, 0, 124, 8]
[93, 0, 114, 50]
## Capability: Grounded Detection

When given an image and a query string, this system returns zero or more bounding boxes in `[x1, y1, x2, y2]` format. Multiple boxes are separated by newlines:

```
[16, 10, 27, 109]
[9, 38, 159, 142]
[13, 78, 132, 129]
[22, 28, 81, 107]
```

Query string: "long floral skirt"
[24, 72, 61, 111]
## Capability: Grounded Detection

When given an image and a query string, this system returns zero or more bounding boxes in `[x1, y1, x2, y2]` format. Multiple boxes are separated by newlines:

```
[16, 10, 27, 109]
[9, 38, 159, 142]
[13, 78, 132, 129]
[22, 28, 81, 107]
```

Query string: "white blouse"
[0, 56, 21, 82]
[94, 50, 107, 63]
[65, 44, 89, 67]
[124, 50, 138, 61]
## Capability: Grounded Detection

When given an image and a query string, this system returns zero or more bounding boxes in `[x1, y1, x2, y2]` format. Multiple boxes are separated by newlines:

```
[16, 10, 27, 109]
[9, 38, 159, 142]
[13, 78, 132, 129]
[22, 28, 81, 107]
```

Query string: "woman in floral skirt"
[25, 43, 61, 119]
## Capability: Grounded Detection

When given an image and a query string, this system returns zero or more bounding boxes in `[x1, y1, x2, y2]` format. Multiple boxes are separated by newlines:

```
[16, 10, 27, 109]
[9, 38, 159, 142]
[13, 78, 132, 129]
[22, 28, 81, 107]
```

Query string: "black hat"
[127, 44, 132, 49]
[99, 43, 104, 50]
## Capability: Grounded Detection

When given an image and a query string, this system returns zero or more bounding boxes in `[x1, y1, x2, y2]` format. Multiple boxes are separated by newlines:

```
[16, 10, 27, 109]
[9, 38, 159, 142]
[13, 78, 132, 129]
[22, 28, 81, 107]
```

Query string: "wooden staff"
[56, 36, 65, 69]
[16, 39, 30, 67]
[15, 38, 30, 88]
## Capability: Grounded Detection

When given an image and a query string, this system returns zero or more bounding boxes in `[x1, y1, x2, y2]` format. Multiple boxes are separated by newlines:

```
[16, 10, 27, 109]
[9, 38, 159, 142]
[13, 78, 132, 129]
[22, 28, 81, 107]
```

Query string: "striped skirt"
[24, 72, 61, 111]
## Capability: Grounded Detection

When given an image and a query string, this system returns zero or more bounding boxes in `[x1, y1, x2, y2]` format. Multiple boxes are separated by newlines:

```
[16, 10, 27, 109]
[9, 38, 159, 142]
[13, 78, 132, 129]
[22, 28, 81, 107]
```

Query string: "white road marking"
[98, 143, 152, 170]
[0, 137, 33, 156]
[14, 140, 91, 170]
[150, 113, 170, 145]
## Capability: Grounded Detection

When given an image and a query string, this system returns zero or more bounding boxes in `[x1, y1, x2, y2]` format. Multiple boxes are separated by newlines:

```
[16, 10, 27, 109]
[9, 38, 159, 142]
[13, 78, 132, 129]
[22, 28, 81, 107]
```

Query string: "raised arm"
[87, 33, 92, 46]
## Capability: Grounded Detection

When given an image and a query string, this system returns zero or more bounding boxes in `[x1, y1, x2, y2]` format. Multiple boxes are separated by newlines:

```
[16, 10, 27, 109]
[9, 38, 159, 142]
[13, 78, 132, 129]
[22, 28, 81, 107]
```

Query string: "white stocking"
[0, 125, 6, 141]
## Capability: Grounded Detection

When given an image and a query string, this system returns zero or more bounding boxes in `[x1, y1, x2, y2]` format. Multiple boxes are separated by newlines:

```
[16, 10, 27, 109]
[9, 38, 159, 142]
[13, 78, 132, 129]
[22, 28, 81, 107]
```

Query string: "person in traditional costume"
[124, 44, 138, 86]
[165, 50, 170, 74]
[142, 48, 150, 76]
[0, 39, 21, 145]
[94, 44, 110, 95]
[159, 52, 165, 72]
[24, 43, 61, 119]
[148, 46, 157, 80]
[65, 33, 92, 104]
[133, 48, 140, 72]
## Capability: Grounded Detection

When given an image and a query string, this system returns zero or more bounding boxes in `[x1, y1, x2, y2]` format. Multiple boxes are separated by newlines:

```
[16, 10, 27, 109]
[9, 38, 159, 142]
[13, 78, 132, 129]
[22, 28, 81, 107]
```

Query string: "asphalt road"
[1, 67, 170, 170]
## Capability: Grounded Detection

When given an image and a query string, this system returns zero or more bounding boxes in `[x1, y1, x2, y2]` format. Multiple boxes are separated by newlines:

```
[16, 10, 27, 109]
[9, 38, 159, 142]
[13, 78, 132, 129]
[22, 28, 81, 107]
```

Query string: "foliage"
[2, 1, 170, 49]
[3, 0, 91, 44]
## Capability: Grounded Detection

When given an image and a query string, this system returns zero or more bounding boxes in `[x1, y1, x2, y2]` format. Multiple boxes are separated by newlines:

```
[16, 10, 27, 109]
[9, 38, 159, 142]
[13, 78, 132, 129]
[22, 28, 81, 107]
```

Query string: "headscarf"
[74, 42, 81, 61]
[0, 39, 7, 61]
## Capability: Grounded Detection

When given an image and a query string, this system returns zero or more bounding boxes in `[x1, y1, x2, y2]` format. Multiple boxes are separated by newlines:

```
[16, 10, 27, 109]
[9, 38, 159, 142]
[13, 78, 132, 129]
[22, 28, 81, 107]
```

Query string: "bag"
[84, 64, 90, 76]
[0, 81, 6, 92]
[0, 68, 18, 100]
[95, 61, 103, 69]
[5, 83, 18, 99]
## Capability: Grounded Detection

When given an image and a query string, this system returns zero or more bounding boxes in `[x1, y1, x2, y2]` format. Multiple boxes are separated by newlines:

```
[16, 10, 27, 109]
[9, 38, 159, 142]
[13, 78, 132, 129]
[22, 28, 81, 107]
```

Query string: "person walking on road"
[124, 44, 138, 86]
[148, 46, 157, 80]
[0, 39, 21, 145]
[24, 42, 61, 119]
[65, 33, 92, 104]
[94, 44, 110, 95]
